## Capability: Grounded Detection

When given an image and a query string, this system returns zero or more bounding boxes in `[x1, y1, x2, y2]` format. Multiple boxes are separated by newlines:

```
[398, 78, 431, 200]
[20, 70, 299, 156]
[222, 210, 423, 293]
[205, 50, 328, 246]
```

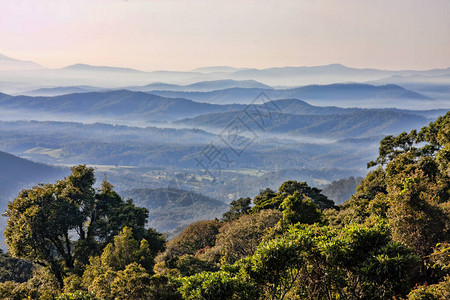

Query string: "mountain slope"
[366, 73, 450, 102]
[61, 64, 145, 73]
[175, 110, 430, 139]
[122, 188, 227, 232]
[0, 90, 242, 121]
[0, 54, 44, 71]
[0, 151, 63, 249]
[0, 151, 65, 207]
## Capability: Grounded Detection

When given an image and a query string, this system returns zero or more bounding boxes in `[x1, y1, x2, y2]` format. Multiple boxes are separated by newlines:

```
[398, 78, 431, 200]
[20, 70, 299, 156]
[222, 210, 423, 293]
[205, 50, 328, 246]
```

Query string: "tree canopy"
[4, 165, 164, 288]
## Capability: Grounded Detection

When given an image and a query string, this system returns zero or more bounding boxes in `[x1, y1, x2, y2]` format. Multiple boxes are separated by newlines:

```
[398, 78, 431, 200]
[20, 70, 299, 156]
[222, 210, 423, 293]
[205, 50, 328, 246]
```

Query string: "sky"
[0, 0, 449, 71]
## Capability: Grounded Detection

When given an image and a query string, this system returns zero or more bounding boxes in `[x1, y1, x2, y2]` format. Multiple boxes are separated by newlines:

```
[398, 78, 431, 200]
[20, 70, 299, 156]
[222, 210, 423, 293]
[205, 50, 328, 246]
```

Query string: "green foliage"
[4, 181, 77, 287]
[329, 112, 450, 297]
[0, 281, 27, 300]
[82, 227, 158, 297]
[163, 219, 221, 259]
[81, 261, 154, 300]
[253, 223, 419, 299]
[155, 219, 221, 277]
[204, 209, 282, 264]
[179, 269, 260, 300]
[252, 181, 334, 213]
[355, 167, 388, 201]
[57, 291, 99, 300]
[0, 150, 64, 211]
[99, 227, 155, 272]
[110, 262, 151, 300]
[148, 274, 183, 300]
[63, 274, 84, 295]
[171, 255, 218, 277]
[89, 181, 148, 245]
[0, 266, 60, 300]
[252, 188, 278, 211]
[0, 250, 33, 283]
[387, 171, 449, 257]
[336, 114, 450, 256]
[333, 167, 387, 226]
[368, 129, 418, 167]
[280, 192, 322, 225]
[408, 275, 450, 300]
[179, 223, 420, 300]
[249, 226, 316, 300]
[4, 165, 160, 287]
[221, 197, 251, 222]
[429, 242, 450, 273]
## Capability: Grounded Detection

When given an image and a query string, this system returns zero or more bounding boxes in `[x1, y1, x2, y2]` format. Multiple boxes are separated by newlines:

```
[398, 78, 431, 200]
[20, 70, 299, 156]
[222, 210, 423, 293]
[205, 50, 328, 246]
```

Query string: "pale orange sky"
[0, 0, 449, 71]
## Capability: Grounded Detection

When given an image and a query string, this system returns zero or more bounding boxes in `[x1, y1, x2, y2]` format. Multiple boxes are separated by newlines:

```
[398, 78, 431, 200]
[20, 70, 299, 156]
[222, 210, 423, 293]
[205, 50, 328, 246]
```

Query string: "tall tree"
[252, 180, 334, 213]
[4, 165, 163, 288]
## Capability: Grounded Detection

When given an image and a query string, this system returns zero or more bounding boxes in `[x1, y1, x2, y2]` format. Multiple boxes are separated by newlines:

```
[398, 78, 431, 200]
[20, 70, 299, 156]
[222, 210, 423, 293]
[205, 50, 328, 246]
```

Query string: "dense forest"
[0, 112, 448, 299]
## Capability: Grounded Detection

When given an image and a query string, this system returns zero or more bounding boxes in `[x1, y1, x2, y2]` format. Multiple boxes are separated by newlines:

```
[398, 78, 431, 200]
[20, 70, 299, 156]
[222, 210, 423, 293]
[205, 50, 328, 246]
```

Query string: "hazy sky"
[1, 0, 449, 71]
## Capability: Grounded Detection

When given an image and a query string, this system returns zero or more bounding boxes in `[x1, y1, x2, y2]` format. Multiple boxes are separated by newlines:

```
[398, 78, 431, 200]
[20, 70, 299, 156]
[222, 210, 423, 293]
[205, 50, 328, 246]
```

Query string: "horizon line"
[1, 53, 450, 73]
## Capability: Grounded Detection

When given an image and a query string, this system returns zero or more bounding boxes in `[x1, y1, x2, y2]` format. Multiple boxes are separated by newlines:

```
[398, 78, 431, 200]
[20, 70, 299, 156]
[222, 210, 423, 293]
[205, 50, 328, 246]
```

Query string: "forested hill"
[0, 90, 242, 121]
[176, 110, 431, 139]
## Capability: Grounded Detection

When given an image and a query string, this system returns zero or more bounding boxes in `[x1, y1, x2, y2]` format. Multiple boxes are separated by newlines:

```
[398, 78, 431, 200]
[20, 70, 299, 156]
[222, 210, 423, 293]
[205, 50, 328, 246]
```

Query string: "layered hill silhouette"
[0, 90, 241, 121]
[21, 85, 106, 97]
[21, 80, 273, 97]
[0, 86, 442, 124]
[149, 83, 431, 105]
[127, 79, 273, 93]
[1, 53, 449, 97]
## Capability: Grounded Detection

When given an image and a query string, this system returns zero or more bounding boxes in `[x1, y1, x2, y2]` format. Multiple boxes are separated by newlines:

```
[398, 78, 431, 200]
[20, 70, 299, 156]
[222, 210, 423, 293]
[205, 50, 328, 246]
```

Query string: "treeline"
[0, 112, 449, 299]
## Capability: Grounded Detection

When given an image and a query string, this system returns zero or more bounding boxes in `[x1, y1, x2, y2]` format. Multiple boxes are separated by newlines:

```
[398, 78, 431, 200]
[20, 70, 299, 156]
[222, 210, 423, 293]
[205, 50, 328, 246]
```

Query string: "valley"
[0, 54, 449, 240]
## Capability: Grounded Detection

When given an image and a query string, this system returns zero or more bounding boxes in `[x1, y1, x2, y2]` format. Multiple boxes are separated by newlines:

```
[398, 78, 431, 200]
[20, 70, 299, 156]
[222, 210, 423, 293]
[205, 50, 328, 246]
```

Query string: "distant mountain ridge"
[148, 83, 431, 105]
[61, 63, 145, 73]
[0, 89, 445, 124]
[133, 79, 273, 92]
[1, 53, 449, 98]
[366, 74, 450, 101]
[20, 85, 106, 97]
[192, 66, 248, 73]
[19, 80, 273, 97]
[0, 54, 44, 71]
[2, 53, 448, 76]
